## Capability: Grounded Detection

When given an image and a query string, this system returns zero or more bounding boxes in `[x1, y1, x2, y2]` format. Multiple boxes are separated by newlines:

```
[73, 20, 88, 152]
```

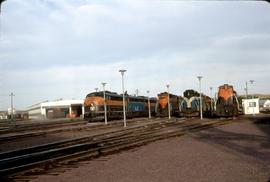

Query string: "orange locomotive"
[156, 92, 181, 117]
[215, 84, 239, 117]
[84, 91, 157, 121]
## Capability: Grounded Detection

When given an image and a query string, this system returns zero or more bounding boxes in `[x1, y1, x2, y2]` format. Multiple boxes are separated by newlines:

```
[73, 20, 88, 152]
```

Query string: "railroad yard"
[0, 114, 269, 182]
[1, 1, 270, 181]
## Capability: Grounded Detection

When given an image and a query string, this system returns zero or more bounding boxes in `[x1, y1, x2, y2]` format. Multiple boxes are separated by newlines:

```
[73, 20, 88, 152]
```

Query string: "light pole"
[9, 92, 15, 122]
[0, 0, 5, 14]
[0, 0, 6, 40]
[197, 76, 203, 120]
[136, 89, 139, 97]
[210, 87, 213, 116]
[101, 83, 107, 125]
[119, 69, 127, 127]
[147, 90, 151, 119]
[95, 88, 98, 92]
[245, 81, 248, 99]
[250, 80, 255, 116]
[166, 84, 171, 119]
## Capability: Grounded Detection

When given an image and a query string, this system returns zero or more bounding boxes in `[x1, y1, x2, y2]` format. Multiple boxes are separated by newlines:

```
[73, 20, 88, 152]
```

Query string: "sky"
[0, 0, 270, 110]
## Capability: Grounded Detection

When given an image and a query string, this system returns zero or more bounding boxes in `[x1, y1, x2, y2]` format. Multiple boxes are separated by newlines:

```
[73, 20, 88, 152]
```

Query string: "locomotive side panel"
[84, 91, 156, 121]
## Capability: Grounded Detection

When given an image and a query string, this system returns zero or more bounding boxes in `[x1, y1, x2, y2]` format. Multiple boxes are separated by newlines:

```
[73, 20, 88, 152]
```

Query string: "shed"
[242, 99, 260, 115]
[28, 99, 84, 119]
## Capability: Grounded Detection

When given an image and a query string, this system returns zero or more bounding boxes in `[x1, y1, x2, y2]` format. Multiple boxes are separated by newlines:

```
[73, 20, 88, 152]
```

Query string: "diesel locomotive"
[156, 92, 181, 117]
[84, 84, 240, 121]
[179, 89, 212, 117]
[215, 84, 239, 117]
[84, 91, 157, 121]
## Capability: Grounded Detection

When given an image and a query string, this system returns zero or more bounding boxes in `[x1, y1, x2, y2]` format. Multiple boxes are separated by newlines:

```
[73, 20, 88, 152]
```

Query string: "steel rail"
[0, 118, 235, 177]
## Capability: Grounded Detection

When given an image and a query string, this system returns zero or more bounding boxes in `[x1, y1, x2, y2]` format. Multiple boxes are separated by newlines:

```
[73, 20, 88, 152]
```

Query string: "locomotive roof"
[158, 92, 178, 98]
[219, 84, 233, 89]
[86, 91, 157, 100]
[86, 91, 118, 97]
[218, 84, 238, 95]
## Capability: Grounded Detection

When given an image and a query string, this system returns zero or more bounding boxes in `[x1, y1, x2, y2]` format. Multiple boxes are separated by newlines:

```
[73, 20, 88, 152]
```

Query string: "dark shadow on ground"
[192, 121, 270, 163]
[249, 114, 270, 125]
[247, 114, 270, 149]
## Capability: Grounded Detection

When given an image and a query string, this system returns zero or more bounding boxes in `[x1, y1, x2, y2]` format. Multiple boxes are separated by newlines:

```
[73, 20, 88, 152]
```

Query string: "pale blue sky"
[0, 0, 270, 110]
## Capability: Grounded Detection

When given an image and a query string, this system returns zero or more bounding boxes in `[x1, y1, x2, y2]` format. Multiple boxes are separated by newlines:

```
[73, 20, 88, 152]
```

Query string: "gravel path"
[23, 116, 270, 182]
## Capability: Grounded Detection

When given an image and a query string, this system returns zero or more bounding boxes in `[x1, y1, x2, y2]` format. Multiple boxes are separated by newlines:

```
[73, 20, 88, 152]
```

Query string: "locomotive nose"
[90, 103, 97, 111]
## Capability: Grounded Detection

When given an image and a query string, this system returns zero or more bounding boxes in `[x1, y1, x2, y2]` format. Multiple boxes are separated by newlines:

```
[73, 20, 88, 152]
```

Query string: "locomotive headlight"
[90, 103, 96, 111]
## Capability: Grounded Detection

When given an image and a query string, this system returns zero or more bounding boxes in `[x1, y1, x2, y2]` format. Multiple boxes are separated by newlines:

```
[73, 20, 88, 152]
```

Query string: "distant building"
[0, 110, 28, 120]
[28, 100, 85, 120]
[242, 99, 260, 115]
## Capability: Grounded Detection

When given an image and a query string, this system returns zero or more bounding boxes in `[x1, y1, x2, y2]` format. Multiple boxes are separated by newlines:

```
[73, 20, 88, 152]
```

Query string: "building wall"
[28, 100, 84, 120]
[28, 104, 45, 119]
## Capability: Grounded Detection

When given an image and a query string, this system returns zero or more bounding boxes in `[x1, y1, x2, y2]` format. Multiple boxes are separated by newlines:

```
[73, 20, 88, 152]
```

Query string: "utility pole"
[135, 89, 139, 97]
[95, 88, 98, 92]
[0, 0, 5, 14]
[119, 69, 127, 127]
[210, 87, 213, 116]
[245, 81, 248, 99]
[9, 92, 15, 122]
[250, 80, 255, 116]
[147, 90, 151, 119]
[101, 83, 107, 125]
[197, 76, 203, 120]
[0, 0, 6, 40]
[166, 84, 171, 119]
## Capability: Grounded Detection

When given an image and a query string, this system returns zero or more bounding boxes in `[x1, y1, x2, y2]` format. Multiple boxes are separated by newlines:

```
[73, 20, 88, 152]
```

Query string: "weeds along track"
[0, 117, 170, 142]
[0, 118, 235, 178]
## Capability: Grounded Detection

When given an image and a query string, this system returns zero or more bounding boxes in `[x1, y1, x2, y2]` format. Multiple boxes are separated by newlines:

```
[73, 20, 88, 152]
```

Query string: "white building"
[28, 99, 85, 119]
[242, 98, 260, 115]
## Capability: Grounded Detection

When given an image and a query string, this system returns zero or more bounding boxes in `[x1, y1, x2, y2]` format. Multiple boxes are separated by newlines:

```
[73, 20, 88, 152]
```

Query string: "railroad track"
[0, 119, 86, 134]
[0, 117, 169, 142]
[0, 117, 236, 179]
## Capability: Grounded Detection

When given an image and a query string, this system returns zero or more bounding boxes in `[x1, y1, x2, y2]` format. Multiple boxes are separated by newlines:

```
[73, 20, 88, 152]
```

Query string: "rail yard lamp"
[0, 0, 5, 14]
[147, 90, 151, 119]
[119, 69, 127, 127]
[197, 76, 203, 120]
[101, 83, 107, 125]
[95, 88, 98, 92]
[9, 92, 15, 122]
[210, 87, 213, 116]
[166, 84, 171, 119]
[245, 81, 248, 99]
[250, 80, 255, 116]
[0, 0, 6, 41]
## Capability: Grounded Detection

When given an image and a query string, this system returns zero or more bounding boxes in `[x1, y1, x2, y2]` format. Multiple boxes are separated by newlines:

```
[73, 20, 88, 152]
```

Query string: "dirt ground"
[26, 115, 270, 182]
